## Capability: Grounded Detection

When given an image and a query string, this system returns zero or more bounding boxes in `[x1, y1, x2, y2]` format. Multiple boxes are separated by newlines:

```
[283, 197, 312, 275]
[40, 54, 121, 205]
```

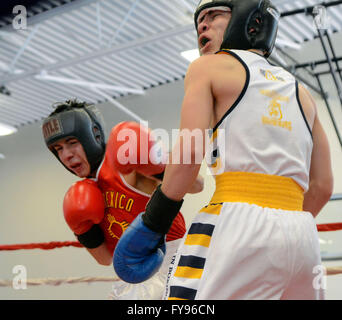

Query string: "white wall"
[0, 79, 341, 300]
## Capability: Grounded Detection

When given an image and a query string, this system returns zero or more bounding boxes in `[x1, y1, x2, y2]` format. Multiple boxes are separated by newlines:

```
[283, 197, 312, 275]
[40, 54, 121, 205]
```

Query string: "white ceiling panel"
[0, 0, 341, 129]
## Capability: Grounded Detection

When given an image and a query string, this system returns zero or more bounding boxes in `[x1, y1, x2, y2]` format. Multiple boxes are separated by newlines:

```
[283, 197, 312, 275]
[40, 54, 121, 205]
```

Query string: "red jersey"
[94, 135, 186, 255]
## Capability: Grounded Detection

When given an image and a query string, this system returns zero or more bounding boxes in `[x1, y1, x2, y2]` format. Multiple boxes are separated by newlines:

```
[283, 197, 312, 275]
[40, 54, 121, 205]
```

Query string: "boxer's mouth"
[199, 36, 210, 48]
[70, 163, 82, 170]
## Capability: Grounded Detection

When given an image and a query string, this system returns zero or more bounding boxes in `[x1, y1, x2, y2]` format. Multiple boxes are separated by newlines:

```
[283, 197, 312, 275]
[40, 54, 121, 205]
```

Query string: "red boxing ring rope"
[317, 223, 342, 232]
[0, 223, 341, 251]
[0, 241, 82, 251]
[0, 223, 341, 287]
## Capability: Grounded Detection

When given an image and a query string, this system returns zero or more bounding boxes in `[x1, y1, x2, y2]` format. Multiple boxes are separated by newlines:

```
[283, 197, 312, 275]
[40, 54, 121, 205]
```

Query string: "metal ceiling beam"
[281, 6, 342, 149]
[279, 0, 342, 150]
[60, 68, 146, 122]
[294, 56, 342, 69]
[276, 47, 316, 78]
[92, 87, 145, 123]
[175, 0, 195, 14]
[268, 55, 322, 95]
[315, 68, 342, 76]
[324, 30, 342, 84]
[35, 73, 145, 94]
[315, 73, 342, 148]
[95, 1, 103, 47]
[1, 23, 195, 85]
[6, 24, 40, 75]
[108, 0, 140, 47]
[313, 18, 342, 107]
[280, 0, 342, 17]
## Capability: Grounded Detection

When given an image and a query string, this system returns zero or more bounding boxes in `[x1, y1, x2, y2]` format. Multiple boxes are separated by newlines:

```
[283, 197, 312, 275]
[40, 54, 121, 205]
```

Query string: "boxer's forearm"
[161, 130, 205, 201]
[161, 162, 201, 201]
[86, 242, 112, 266]
[187, 174, 204, 194]
[303, 182, 332, 218]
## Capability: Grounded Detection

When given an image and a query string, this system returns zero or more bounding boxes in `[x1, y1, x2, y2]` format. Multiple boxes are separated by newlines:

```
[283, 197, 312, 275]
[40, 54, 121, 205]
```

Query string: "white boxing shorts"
[163, 172, 325, 300]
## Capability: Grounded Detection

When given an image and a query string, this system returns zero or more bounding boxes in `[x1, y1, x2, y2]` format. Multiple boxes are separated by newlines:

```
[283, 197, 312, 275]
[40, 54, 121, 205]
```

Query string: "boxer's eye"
[198, 15, 205, 24]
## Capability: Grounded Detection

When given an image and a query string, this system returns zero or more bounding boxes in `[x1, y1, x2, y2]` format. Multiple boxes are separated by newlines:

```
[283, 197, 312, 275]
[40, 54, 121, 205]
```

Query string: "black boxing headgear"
[42, 102, 106, 176]
[194, 0, 280, 57]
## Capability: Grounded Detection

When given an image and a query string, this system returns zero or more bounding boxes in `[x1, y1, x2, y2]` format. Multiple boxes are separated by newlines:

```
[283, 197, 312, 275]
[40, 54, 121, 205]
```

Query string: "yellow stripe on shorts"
[184, 234, 211, 247]
[184, 222, 216, 248]
[173, 255, 206, 279]
[174, 266, 204, 279]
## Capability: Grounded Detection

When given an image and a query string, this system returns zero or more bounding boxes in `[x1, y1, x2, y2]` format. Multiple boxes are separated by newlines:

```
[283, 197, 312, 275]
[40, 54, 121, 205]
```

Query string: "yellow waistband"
[210, 172, 304, 211]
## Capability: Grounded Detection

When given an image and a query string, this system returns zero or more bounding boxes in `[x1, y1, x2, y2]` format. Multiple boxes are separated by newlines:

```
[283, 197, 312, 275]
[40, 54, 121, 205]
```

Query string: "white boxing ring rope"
[1, 194, 342, 287]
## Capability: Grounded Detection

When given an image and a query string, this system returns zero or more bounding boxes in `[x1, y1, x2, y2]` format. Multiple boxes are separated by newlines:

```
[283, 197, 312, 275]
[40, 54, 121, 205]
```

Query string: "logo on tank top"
[260, 69, 285, 82]
[260, 90, 292, 131]
[104, 190, 134, 212]
[103, 190, 134, 239]
[106, 214, 129, 240]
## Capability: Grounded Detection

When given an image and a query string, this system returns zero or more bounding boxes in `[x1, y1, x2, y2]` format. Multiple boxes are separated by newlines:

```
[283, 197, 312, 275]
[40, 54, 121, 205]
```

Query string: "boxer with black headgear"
[194, 0, 279, 57]
[42, 99, 203, 299]
[114, 0, 333, 300]
[43, 100, 106, 177]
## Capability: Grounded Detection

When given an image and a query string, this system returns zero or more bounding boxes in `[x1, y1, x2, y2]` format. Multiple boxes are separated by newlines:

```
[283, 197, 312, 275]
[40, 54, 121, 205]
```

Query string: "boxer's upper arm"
[179, 57, 215, 159]
[300, 85, 334, 215]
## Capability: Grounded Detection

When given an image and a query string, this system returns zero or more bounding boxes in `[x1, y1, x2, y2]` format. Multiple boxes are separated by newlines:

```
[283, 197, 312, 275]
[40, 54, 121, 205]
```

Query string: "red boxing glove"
[63, 179, 105, 235]
[108, 121, 166, 176]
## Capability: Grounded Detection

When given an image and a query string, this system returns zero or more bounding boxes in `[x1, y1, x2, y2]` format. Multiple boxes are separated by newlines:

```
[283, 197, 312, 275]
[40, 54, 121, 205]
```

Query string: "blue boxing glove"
[113, 213, 166, 284]
[113, 185, 183, 284]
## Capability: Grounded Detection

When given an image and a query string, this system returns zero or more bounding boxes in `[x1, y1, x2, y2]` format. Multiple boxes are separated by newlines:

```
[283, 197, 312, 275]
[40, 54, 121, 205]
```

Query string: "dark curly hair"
[49, 99, 92, 117]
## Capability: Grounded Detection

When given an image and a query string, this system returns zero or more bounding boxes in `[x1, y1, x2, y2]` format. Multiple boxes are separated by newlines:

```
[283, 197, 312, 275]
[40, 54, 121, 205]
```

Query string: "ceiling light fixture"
[181, 49, 200, 63]
[0, 123, 17, 136]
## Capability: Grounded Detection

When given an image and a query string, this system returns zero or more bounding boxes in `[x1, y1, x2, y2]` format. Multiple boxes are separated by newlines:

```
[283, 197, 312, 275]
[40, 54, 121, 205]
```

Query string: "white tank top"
[205, 49, 313, 192]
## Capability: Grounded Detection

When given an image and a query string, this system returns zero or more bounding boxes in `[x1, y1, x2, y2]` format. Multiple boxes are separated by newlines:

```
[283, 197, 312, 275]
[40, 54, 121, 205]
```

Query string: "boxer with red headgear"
[42, 99, 204, 299]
